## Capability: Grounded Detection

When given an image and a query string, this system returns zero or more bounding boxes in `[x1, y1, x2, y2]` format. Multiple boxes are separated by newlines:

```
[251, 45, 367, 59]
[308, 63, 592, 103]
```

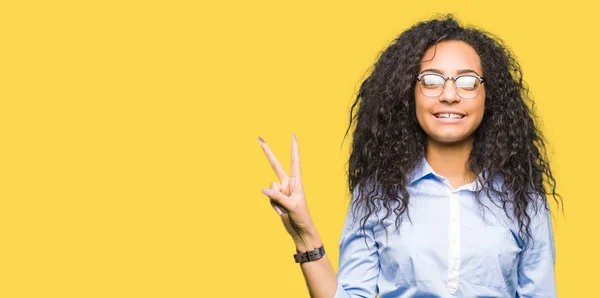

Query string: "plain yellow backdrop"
[1, 0, 597, 297]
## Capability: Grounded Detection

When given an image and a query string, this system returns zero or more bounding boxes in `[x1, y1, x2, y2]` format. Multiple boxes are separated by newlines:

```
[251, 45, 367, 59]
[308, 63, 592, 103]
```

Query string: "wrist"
[293, 229, 322, 252]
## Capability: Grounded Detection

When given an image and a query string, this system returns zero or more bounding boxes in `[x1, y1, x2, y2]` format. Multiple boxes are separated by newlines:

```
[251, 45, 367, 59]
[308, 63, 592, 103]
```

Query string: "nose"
[439, 79, 460, 103]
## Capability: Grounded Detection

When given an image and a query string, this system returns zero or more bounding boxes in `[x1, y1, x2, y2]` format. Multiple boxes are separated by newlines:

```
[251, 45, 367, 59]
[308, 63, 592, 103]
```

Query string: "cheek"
[469, 97, 486, 128]
[414, 89, 429, 113]
[475, 96, 485, 118]
[414, 98, 429, 127]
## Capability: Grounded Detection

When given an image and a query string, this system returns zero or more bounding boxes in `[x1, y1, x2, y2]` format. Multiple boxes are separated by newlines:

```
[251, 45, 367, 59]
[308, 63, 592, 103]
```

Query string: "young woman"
[258, 15, 561, 297]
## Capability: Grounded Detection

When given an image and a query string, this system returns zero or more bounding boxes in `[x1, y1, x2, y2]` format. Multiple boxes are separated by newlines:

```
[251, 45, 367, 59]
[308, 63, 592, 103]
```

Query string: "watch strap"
[294, 245, 325, 263]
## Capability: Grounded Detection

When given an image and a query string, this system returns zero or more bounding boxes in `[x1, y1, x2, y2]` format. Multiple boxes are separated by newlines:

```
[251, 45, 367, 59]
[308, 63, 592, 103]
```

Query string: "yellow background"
[0, 0, 596, 297]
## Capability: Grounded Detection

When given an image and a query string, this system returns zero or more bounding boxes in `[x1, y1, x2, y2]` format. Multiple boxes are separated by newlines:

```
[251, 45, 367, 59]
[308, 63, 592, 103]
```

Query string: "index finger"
[290, 133, 301, 181]
[258, 137, 288, 181]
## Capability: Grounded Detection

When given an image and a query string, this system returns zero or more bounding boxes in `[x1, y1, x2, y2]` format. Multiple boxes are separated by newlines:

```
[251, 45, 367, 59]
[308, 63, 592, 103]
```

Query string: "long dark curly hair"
[344, 14, 562, 245]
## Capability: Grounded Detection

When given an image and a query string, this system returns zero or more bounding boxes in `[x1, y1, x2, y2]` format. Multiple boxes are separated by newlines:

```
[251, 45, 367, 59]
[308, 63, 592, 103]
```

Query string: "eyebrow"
[420, 68, 482, 76]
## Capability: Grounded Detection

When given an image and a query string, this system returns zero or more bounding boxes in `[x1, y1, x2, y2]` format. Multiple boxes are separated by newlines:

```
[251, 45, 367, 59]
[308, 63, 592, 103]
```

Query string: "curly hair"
[344, 14, 562, 245]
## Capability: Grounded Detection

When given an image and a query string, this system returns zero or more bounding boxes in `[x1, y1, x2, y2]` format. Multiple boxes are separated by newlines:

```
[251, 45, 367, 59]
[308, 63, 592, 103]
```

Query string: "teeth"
[435, 113, 464, 119]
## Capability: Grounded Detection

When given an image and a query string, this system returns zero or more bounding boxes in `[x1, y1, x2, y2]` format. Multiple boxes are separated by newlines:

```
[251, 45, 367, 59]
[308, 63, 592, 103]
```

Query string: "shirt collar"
[408, 156, 436, 185]
[408, 156, 497, 192]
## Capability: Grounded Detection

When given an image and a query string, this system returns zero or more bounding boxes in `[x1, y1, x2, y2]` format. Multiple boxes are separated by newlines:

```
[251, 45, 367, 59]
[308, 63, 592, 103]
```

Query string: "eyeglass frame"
[415, 73, 486, 99]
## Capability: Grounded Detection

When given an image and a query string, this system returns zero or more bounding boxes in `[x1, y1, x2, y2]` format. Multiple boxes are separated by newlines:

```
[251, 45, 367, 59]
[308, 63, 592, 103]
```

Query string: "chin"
[428, 134, 474, 145]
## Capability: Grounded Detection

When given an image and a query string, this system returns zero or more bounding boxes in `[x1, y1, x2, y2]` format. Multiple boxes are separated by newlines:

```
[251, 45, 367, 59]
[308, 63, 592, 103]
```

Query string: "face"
[415, 40, 485, 145]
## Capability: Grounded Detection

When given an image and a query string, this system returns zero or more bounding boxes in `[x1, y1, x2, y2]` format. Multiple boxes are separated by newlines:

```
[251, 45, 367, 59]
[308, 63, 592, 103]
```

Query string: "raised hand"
[258, 134, 320, 250]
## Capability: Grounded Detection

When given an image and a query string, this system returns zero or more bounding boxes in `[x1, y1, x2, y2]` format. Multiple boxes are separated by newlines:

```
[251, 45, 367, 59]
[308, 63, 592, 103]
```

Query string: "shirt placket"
[446, 190, 461, 294]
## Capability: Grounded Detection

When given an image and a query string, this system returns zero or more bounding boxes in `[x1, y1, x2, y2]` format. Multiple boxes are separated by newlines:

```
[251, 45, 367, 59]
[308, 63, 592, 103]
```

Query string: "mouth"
[433, 112, 465, 119]
[431, 112, 466, 123]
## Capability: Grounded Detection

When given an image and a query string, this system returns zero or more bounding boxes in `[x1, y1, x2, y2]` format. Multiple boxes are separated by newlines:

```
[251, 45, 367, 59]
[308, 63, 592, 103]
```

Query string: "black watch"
[293, 245, 325, 263]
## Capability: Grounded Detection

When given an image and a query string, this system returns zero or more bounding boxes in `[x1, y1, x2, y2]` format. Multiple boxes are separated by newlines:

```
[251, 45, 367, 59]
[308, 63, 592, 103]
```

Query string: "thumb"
[262, 186, 291, 212]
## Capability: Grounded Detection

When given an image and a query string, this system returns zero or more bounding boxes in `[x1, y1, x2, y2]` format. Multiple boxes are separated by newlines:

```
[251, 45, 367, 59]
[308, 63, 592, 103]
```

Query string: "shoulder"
[347, 182, 399, 230]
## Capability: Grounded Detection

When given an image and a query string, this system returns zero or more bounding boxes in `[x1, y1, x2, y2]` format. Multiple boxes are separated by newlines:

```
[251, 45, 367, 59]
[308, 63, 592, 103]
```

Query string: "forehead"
[419, 41, 482, 75]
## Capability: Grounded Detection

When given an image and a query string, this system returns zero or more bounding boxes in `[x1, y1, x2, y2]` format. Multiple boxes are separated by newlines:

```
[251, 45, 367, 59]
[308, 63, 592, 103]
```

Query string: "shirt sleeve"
[334, 187, 380, 298]
[516, 201, 557, 297]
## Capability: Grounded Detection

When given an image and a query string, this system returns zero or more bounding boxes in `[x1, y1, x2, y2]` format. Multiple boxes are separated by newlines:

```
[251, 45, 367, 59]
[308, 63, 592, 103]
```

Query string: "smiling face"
[415, 40, 486, 145]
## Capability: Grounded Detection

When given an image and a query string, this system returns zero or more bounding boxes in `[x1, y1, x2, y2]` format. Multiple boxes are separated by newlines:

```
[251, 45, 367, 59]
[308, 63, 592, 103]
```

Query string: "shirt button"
[447, 284, 458, 293]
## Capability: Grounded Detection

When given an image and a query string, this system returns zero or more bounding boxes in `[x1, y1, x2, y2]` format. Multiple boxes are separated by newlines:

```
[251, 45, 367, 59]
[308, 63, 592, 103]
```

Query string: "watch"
[293, 245, 325, 263]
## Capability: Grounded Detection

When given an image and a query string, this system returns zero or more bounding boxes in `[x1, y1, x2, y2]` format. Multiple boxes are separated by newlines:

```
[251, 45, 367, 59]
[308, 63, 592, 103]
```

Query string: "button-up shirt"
[334, 158, 557, 297]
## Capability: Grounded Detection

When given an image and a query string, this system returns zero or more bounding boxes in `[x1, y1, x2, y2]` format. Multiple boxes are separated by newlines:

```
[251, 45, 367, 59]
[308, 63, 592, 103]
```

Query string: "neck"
[425, 136, 476, 189]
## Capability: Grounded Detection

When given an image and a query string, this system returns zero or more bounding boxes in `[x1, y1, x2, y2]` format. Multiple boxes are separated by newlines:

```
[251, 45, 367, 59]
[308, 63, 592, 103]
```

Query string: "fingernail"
[262, 188, 273, 197]
[273, 205, 283, 215]
[292, 133, 297, 141]
[258, 137, 265, 144]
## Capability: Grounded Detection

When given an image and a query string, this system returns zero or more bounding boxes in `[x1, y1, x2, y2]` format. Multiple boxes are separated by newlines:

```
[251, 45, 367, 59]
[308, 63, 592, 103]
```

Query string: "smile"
[434, 113, 465, 119]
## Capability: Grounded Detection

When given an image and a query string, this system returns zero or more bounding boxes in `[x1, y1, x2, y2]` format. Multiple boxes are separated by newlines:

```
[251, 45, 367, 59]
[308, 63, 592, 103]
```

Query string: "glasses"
[416, 73, 485, 99]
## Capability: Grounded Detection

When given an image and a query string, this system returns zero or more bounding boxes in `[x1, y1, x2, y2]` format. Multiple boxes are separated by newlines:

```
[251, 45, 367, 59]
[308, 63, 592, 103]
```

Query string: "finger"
[262, 185, 291, 211]
[263, 188, 284, 215]
[258, 137, 288, 181]
[290, 133, 302, 183]
[270, 200, 284, 215]
[270, 183, 289, 214]
[271, 182, 283, 192]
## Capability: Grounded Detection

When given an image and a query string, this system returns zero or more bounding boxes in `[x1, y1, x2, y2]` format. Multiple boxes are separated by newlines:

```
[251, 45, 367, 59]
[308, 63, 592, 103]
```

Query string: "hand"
[258, 134, 320, 250]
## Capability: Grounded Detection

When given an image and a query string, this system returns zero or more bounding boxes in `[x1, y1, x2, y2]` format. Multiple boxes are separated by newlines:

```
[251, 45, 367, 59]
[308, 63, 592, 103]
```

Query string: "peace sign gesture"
[258, 134, 320, 251]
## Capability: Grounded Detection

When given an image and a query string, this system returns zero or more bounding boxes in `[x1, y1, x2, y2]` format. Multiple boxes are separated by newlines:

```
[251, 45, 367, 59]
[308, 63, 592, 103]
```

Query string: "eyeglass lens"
[419, 74, 481, 99]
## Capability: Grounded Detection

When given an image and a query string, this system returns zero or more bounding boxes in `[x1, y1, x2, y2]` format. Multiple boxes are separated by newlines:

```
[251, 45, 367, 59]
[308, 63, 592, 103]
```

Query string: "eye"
[421, 74, 444, 87]
[455, 76, 478, 89]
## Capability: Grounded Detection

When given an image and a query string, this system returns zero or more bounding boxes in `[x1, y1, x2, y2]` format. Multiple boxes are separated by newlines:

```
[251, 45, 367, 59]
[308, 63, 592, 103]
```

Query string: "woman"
[258, 15, 561, 297]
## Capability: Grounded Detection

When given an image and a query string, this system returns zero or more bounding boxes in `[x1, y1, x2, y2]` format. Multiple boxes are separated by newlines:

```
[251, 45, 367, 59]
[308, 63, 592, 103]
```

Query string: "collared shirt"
[334, 158, 557, 297]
